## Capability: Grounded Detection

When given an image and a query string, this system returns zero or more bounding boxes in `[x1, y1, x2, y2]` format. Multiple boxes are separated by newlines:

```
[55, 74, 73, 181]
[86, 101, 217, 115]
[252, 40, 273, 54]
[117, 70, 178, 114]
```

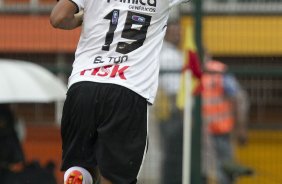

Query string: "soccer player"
[50, 0, 188, 184]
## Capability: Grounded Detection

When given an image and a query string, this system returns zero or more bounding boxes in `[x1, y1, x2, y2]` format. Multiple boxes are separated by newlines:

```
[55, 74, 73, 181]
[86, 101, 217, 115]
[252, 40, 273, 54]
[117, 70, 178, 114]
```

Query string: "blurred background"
[0, 0, 282, 184]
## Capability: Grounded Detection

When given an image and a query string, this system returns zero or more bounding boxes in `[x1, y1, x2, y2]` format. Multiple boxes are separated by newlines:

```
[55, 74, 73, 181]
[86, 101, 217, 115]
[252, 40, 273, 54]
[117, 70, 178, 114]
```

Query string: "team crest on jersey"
[112, 10, 119, 24]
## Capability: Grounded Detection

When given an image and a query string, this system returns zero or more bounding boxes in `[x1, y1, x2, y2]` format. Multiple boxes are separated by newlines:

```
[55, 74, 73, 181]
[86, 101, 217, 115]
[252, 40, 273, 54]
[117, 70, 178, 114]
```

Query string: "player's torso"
[70, 0, 172, 103]
[76, 0, 170, 63]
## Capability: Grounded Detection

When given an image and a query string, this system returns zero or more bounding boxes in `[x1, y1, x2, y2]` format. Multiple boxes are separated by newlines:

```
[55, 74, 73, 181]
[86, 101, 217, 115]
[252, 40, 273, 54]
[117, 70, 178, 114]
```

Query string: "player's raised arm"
[50, 0, 83, 30]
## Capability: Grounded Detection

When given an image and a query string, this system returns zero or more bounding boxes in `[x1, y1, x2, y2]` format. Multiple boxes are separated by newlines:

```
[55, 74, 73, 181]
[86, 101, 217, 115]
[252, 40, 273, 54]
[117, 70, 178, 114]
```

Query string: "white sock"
[64, 166, 93, 184]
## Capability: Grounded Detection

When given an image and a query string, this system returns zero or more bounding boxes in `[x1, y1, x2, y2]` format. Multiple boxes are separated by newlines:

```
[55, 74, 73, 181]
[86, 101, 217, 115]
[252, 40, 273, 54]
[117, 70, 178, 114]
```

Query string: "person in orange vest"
[202, 60, 253, 184]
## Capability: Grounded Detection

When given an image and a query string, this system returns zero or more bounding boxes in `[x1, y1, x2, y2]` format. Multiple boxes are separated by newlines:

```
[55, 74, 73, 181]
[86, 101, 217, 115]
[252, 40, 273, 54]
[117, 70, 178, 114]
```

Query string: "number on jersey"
[102, 10, 152, 54]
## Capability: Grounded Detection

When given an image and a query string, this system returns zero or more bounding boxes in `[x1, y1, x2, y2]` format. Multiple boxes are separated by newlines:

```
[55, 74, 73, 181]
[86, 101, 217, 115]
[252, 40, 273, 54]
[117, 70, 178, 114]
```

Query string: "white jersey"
[69, 0, 186, 104]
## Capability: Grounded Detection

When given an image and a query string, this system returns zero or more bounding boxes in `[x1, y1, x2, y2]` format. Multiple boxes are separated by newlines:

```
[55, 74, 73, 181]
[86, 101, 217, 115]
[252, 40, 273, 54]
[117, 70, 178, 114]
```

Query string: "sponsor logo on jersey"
[128, 5, 156, 13]
[107, 0, 157, 7]
[80, 65, 129, 80]
[132, 15, 146, 23]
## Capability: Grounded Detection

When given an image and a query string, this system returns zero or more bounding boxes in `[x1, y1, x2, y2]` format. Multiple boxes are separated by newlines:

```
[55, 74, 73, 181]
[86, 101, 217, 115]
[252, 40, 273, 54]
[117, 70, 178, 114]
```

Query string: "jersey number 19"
[102, 10, 152, 54]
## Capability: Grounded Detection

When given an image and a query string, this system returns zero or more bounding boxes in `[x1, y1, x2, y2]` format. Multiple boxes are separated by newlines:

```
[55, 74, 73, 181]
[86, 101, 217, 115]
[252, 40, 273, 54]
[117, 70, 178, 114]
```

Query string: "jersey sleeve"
[69, 0, 84, 12]
[169, 0, 187, 8]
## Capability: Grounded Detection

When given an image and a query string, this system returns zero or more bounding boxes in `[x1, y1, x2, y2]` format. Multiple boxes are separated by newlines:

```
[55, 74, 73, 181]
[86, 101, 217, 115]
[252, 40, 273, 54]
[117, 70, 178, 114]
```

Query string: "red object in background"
[181, 50, 202, 96]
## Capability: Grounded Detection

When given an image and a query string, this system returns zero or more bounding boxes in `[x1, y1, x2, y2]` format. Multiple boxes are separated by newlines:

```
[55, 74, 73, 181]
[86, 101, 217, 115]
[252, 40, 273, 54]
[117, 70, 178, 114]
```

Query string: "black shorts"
[61, 81, 148, 184]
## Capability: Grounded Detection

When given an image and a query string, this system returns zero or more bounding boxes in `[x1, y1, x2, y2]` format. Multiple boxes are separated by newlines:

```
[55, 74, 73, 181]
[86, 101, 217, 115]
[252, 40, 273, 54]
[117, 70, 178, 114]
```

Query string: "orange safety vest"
[202, 73, 234, 135]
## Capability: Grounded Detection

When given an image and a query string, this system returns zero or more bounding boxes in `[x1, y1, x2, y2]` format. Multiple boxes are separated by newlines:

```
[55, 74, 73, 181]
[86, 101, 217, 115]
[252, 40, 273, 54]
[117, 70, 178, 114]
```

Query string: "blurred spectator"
[0, 104, 58, 184]
[155, 20, 184, 184]
[201, 60, 253, 184]
[0, 104, 25, 170]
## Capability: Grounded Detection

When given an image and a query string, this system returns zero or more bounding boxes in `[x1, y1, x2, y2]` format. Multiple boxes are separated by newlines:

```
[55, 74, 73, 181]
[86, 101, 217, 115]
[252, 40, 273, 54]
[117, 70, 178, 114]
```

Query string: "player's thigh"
[61, 82, 101, 170]
[96, 85, 148, 183]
